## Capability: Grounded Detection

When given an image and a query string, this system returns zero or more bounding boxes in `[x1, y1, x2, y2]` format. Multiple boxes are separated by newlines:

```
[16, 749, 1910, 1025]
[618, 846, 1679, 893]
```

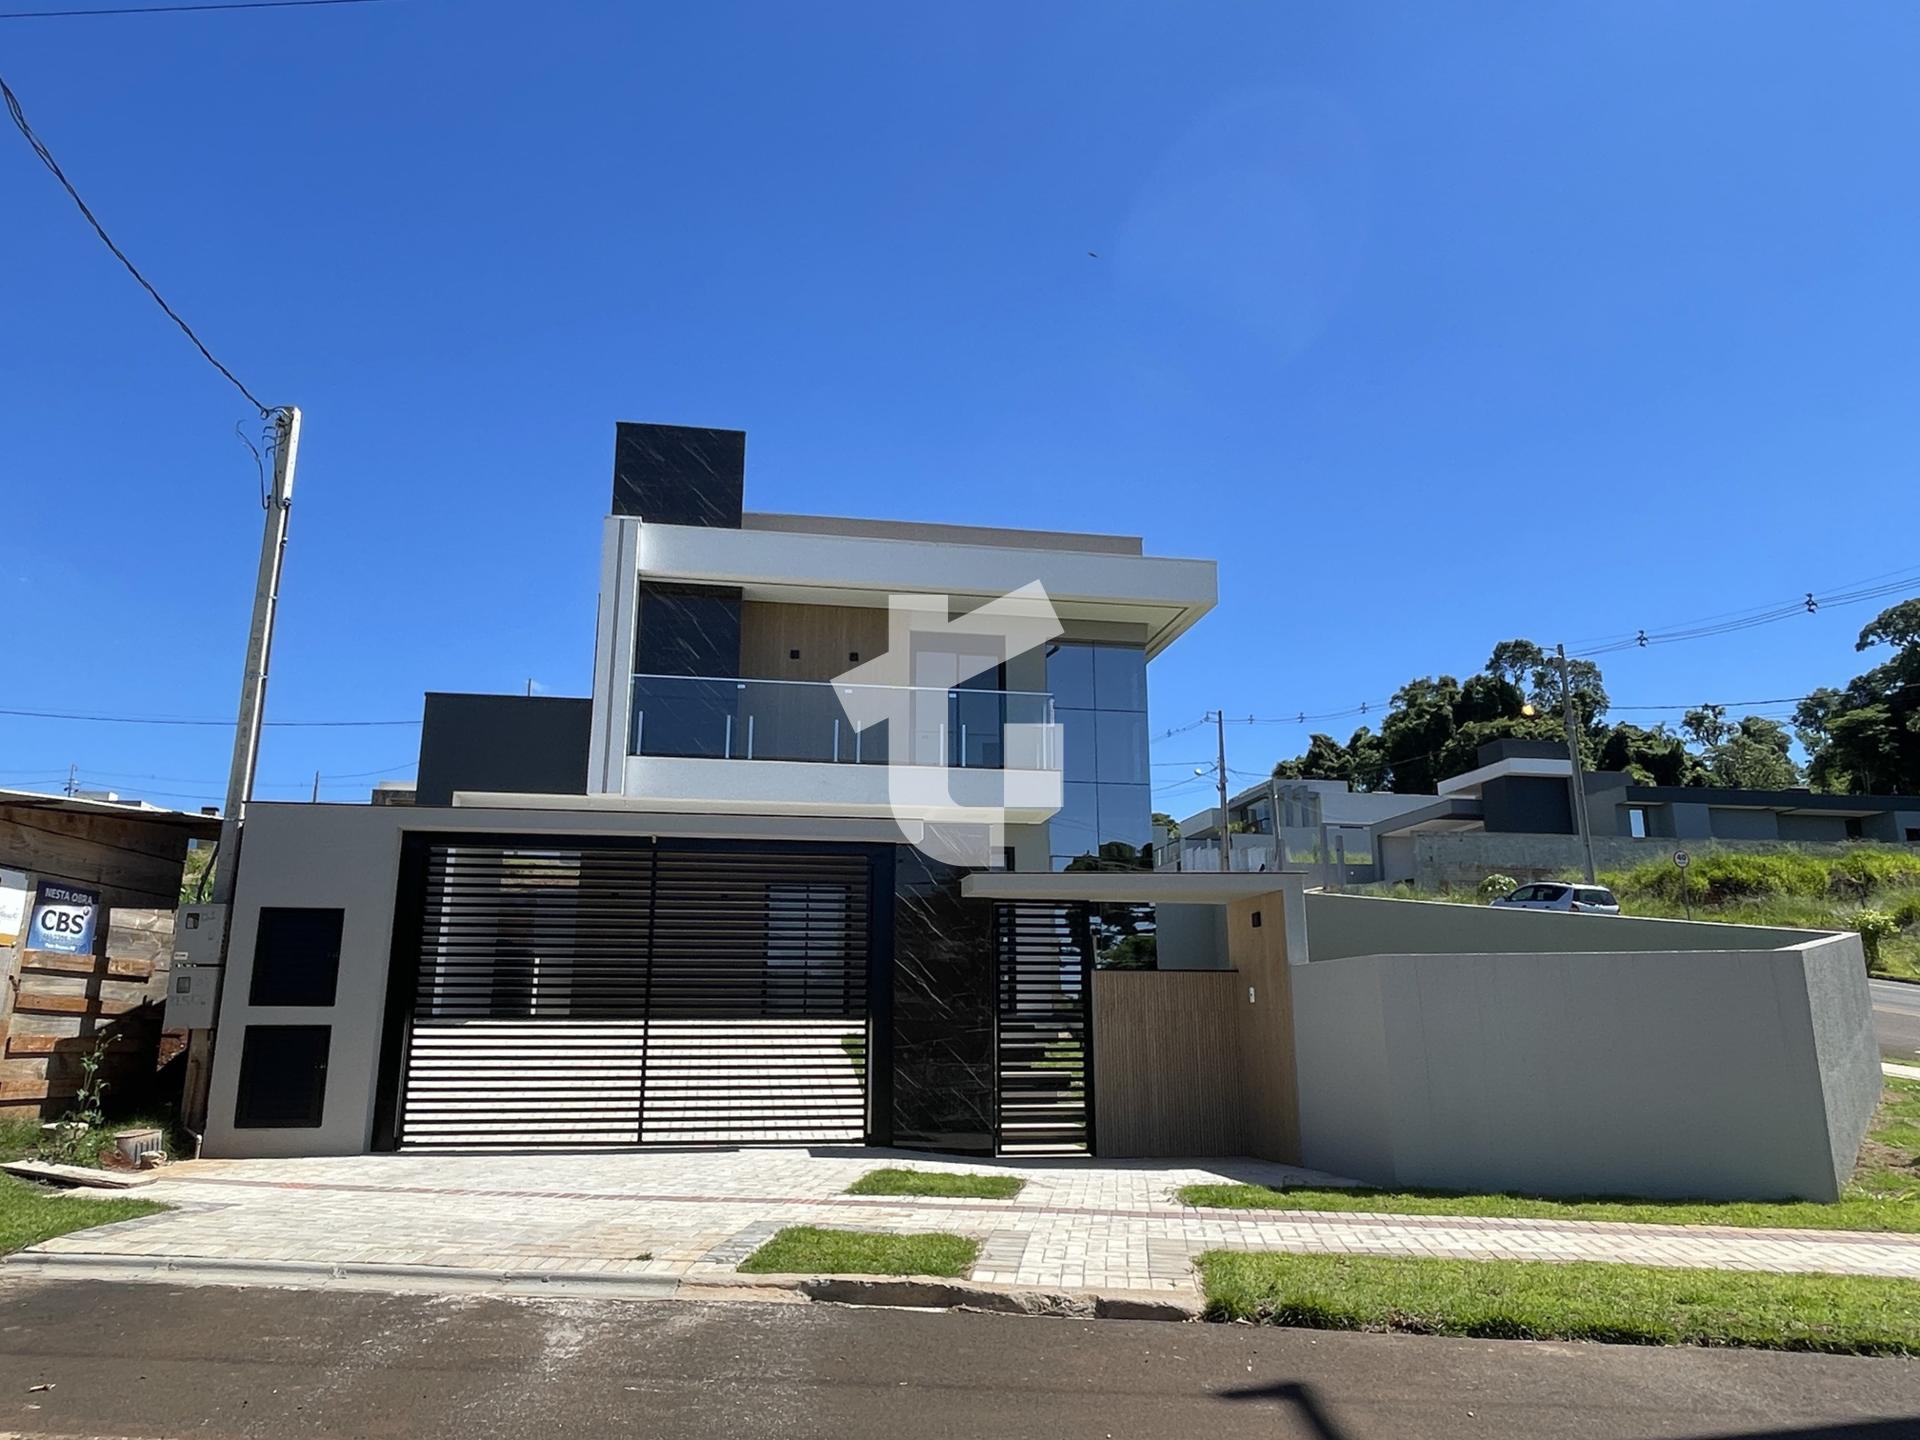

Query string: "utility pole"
[1211, 709, 1231, 873]
[311, 770, 321, 803]
[184, 405, 301, 1134]
[64, 763, 76, 797]
[1556, 642, 1598, 883]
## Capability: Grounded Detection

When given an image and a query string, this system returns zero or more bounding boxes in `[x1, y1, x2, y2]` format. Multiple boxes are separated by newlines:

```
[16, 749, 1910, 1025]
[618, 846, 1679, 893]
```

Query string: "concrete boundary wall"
[1304, 891, 1812, 962]
[1292, 930, 1879, 1201]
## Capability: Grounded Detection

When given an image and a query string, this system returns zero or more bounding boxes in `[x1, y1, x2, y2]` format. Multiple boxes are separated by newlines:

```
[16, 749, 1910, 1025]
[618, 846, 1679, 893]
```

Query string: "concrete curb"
[795, 1274, 1199, 1321]
[2, 1252, 1201, 1320]
[1, 1252, 680, 1301]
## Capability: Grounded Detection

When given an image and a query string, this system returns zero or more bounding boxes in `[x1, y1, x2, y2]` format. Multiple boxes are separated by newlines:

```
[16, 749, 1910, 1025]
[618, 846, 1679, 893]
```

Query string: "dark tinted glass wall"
[249, 908, 344, 1007]
[233, 1025, 331, 1129]
[1046, 642, 1150, 869]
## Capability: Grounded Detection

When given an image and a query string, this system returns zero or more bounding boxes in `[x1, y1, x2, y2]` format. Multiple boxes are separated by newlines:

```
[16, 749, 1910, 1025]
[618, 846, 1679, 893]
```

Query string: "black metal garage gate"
[384, 838, 872, 1150]
[994, 901, 1093, 1156]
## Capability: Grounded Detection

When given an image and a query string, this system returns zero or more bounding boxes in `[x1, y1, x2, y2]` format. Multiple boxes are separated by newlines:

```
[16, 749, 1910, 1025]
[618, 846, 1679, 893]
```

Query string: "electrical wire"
[0, 0, 388, 19]
[0, 70, 269, 413]
[3, 709, 421, 727]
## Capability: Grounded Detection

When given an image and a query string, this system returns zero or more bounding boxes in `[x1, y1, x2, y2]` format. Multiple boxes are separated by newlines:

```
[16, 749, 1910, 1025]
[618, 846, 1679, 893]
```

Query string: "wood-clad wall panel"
[1228, 894, 1302, 1163]
[739, 602, 890, 683]
[1092, 970, 1243, 1157]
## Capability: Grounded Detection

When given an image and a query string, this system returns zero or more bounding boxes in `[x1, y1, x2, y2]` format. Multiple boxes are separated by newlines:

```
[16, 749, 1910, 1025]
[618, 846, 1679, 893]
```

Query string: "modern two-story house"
[196, 423, 1218, 1160]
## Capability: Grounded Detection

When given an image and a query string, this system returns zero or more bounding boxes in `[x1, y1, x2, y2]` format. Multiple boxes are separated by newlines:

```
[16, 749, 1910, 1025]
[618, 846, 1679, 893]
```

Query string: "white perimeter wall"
[203, 802, 910, 1159]
[1293, 931, 1880, 1201]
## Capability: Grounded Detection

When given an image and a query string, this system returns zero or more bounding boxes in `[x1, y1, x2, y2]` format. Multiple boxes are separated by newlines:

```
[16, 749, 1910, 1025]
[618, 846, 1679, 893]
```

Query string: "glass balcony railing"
[630, 674, 1059, 770]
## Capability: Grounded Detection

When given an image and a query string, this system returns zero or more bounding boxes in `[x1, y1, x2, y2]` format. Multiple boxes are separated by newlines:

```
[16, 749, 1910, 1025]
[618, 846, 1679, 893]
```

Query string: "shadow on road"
[1218, 1379, 1919, 1440]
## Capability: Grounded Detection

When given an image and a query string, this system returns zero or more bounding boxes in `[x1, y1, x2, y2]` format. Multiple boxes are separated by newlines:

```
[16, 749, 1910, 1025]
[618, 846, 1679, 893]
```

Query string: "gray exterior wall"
[1155, 902, 1228, 970]
[1293, 927, 1877, 1201]
[1705, 807, 1780, 841]
[204, 801, 913, 1159]
[1305, 891, 1812, 960]
[1777, 813, 1852, 843]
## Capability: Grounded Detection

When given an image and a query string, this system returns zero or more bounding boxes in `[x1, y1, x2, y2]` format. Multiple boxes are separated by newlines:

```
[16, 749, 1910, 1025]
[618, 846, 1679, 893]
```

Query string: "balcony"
[621, 674, 1063, 822]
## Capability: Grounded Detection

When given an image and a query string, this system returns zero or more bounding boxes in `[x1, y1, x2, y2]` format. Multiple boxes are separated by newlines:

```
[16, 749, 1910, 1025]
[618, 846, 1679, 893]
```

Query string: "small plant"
[1891, 894, 1920, 931]
[1479, 873, 1518, 901]
[1856, 909, 1901, 970]
[39, 1044, 110, 1167]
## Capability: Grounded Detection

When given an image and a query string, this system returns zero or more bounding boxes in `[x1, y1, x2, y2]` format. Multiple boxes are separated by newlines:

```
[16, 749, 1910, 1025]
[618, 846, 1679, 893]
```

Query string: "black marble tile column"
[611, 422, 745, 526]
[890, 848, 996, 1154]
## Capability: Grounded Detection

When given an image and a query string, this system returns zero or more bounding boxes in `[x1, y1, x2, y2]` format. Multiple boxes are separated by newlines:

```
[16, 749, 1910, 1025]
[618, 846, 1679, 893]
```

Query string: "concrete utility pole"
[1212, 710, 1231, 873]
[184, 405, 301, 1133]
[1556, 642, 1598, 883]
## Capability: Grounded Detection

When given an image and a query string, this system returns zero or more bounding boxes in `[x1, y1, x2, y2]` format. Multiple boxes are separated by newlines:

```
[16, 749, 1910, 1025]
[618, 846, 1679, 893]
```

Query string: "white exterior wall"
[203, 802, 909, 1159]
[1292, 926, 1879, 1201]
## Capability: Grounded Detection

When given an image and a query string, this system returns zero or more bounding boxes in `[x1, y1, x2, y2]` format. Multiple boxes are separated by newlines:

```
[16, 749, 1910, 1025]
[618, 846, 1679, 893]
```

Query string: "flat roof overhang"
[632, 519, 1217, 658]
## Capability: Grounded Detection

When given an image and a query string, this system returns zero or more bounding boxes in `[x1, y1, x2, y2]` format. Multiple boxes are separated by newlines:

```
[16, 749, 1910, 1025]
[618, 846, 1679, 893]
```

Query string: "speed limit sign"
[1673, 850, 1691, 869]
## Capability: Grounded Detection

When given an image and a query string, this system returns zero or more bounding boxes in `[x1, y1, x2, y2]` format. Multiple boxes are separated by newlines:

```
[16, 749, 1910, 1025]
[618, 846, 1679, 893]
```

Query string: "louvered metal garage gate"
[390, 839, 872, 1150]
[994, 901, 1094, 1156]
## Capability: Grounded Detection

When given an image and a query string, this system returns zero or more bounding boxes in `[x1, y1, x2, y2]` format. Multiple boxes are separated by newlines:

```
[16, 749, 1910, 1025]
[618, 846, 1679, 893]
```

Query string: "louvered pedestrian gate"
[994, 901, 1094, 1156]
[394, 840, 870, 1150]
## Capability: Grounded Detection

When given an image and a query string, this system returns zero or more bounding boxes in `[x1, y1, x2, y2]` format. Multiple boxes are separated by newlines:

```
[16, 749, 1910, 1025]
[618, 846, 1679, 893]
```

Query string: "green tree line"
[1270, 599, 1920, 796]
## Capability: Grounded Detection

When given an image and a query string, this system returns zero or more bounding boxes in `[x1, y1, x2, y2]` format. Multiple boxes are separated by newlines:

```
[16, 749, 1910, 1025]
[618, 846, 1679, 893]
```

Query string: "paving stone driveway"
[22, 1149, 1920, 1295]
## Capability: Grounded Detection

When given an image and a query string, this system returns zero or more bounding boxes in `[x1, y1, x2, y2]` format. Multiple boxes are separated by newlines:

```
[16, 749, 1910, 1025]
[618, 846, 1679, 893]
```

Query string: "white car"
[1491, 882, 1620, 914]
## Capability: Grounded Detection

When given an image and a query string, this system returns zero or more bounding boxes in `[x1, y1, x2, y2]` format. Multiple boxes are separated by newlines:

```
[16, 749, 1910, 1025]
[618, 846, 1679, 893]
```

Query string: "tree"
[1794, 598, 1920, 794]
[1379, 676, 1461, 794]
[1272, 733, 1352, 782]
[1597, 722, 1696, 787]
[1150, 811, 1181, 841]
[1485, 639, 1546, 691]
[1530, 654, 1609, 731]
[1681, 705, 1799, 788]
[1345, 727, 1389, 792]
[1709, 716, 1799, 789]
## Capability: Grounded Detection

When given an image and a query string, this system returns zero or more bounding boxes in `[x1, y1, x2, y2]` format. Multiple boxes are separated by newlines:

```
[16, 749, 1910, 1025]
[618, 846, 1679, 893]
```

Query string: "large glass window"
[1044, 642, 1150, 870]
[1045, 643, 1096, 711]
[1093, 646, 1147, 712]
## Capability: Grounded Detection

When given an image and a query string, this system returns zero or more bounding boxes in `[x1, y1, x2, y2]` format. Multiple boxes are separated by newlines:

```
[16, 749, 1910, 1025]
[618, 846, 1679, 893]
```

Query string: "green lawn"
[1197, 1251, 1920, 1356]
[1179, 1074, 1920, 1233]
[845, 1167, 1025, 1199]
[737, 1225, 979, 1277]
[0, 1112, 170, 1256]
[0, 1176, 162, 1257]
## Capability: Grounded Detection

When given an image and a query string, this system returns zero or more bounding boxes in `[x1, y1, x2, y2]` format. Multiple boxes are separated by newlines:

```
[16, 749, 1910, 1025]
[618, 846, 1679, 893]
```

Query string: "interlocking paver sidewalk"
[19, 1148, 1920, 1294]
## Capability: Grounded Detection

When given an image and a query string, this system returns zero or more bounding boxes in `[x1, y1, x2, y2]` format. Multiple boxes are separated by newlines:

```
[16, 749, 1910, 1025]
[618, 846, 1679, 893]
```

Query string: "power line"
[0, 70, 268, 412]
[0, 0, 386, 20]
[0, 706, 418, 727]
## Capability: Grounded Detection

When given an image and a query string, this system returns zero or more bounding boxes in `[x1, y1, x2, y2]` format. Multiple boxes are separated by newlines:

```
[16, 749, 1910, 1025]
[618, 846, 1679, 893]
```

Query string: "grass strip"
[1179, 1075, 1920, 1233]
[737, 1225, 979, 1277]
[1197, 1250, 1920, 1356]
[845, 1168, 1025, 1200]
[0, 1176, 164, 1257]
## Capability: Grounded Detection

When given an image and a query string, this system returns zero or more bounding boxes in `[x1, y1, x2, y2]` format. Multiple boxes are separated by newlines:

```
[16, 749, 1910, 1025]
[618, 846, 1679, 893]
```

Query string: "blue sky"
[3, 1, 1918, 816]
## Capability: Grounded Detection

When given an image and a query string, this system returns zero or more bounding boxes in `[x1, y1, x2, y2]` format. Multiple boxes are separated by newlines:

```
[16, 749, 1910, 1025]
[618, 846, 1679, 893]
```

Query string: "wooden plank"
[0, 1078, 78, 1103]
[106, 957, 154, 980]
[12, 990, 138, 1018]
[19, 951, 105, 976]
[5, 1034, 61, 1056]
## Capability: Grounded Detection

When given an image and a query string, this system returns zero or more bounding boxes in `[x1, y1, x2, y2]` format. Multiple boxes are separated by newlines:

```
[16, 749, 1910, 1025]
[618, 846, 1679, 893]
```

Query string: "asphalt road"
[1874, 978, 1920, 1061]
[1, 1280, 1917, 1440]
